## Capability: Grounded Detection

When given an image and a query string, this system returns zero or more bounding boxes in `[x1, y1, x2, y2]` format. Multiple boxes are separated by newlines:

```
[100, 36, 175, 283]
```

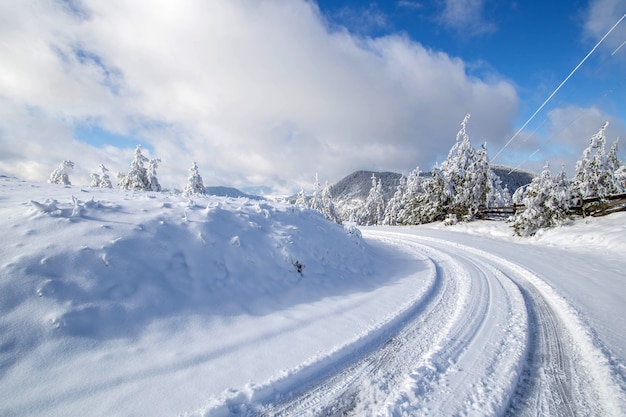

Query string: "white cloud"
[437, 0, 497, 36]
[397, 1, 423, 11]
[0, 0, 519, 193]
[494, 105, 626, 176]
[584, 0, 626, 57]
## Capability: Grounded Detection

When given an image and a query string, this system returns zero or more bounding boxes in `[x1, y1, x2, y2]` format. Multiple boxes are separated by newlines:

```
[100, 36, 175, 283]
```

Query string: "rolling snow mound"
[0, 177, 372, 342]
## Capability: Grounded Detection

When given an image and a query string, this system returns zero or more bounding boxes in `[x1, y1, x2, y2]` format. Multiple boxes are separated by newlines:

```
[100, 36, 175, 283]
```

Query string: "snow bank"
[1, 177, 372, 339]
[423, 211, 626, 256]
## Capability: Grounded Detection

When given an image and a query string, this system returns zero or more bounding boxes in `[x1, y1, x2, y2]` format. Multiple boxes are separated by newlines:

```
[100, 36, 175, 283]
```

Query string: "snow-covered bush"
[48, 160, 74, 185]
[183, 162, 206, 196]
[90, 164, 112, 188]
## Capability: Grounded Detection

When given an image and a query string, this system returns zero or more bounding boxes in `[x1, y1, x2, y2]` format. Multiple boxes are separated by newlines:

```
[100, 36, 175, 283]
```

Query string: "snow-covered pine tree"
[117, 146, 161, 191]
[511, 184, 527, 205]
[99, 164, 113, 188]
[607, 138, 626, 194]
[295, 188, 307, 207]
[118, 145, 150, 190]
[397, 166, 428, 224]
[572, 122, 623, 200]
[147, 158, 161, 192]
[183, 162, 206, 196]
[357, 174, 385, 225]
[469, 143, 511, 211]
[412, 166, 451, 224]
[550, 166, 573, 217]
[440, 114, 476, 218]
[383, 175, 406, 225]
[512, 163, 571, 236]
[373, 177, 385, 224]
[320, 181, 340, 223]
[48, 160, 74, 185]
[465, 142, 491, 217]
[309, 173, 323, 213]
[90, 164, 112, 188]
[90, 173, 100, 188]
[615, 165, 626, 192]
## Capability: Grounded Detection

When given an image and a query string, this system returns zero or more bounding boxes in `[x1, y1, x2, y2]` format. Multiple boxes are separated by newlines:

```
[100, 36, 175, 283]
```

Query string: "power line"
[492, 13, 626, 163]
[611, 39, 626, 55]
[508, 149, 540, 175]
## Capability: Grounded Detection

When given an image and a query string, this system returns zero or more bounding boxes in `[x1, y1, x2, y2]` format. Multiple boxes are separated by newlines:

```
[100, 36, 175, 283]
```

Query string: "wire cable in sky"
[492, 13, 626, 163]
[508, 149, 540, 175]
[612, 39, 626, 55]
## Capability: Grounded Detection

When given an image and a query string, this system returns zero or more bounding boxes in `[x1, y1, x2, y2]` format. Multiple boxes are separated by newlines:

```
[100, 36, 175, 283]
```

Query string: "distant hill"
[205, 186, 264, 200]
[490, 165, 536, 194]
[328, 170, 401, 221]
[329, 166, 535, 221]
[330, 170, 403, 201]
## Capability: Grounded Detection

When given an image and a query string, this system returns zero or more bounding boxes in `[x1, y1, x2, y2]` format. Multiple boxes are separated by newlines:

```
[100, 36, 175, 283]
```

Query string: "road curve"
[236, 229, 623, 416]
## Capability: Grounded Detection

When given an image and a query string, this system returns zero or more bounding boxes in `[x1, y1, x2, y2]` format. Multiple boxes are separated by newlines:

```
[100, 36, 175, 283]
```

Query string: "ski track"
[215, 229, 623, 417]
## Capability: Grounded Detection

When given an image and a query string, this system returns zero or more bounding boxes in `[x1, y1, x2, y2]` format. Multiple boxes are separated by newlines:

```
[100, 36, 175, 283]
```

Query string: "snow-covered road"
[252, 228, 625, 416]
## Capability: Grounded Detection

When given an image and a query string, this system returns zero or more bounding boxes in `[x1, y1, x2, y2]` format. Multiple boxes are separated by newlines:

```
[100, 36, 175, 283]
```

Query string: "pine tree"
[383, 175, 406, 225]
[441, 114, 474, 211]
[615, 165, 626, 192]
[396, 166, 429, 224]
[295, 188, 307, 207]
[470, 143, 510, 210]
[550, 166, 573, 218]
[118, 145, 150, 190]
[512, 163, 571, 236]
[146, 158, 161, 192]
[320, 181, 340, 223]
[48, 160, 74, 185]
[309, 173, 323, 213]
[373, 178, 385, 224]
[413, 166, 451, 224]
[439, 115, 507, 220]
[357, 174, 385, 225]
[91, 164, 112, 188]
[90, 173, 100, 188]
[183, 162, 206, 196]
[572, 122, 622, 200]
[607, 139, 626, 194]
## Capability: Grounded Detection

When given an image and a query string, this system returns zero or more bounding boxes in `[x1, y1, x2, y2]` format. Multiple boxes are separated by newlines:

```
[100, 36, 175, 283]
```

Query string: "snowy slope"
[0, 175, 624, 416]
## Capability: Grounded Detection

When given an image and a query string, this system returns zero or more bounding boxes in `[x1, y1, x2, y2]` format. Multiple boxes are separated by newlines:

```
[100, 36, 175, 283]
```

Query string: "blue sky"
[0, 0, 624, 193]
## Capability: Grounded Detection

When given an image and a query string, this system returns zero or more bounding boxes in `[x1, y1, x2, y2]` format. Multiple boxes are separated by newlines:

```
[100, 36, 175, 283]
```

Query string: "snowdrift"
[1, 176, 376, 342]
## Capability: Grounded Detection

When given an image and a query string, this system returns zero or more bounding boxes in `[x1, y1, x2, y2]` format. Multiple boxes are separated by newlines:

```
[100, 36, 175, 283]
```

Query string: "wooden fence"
[476, 192, 626, 220]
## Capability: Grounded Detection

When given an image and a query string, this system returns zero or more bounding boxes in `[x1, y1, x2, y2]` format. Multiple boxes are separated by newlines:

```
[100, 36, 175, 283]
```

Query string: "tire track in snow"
[407, 233, 623, 416]
[214, 230, 623, 416]
[257, 237, 461, 416]
[506, 282, 579, 416]
[248, 232, 527, 416]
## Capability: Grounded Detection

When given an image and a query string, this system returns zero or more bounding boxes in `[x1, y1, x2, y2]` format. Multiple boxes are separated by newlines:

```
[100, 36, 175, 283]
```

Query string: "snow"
[0, 175, 624, 416]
